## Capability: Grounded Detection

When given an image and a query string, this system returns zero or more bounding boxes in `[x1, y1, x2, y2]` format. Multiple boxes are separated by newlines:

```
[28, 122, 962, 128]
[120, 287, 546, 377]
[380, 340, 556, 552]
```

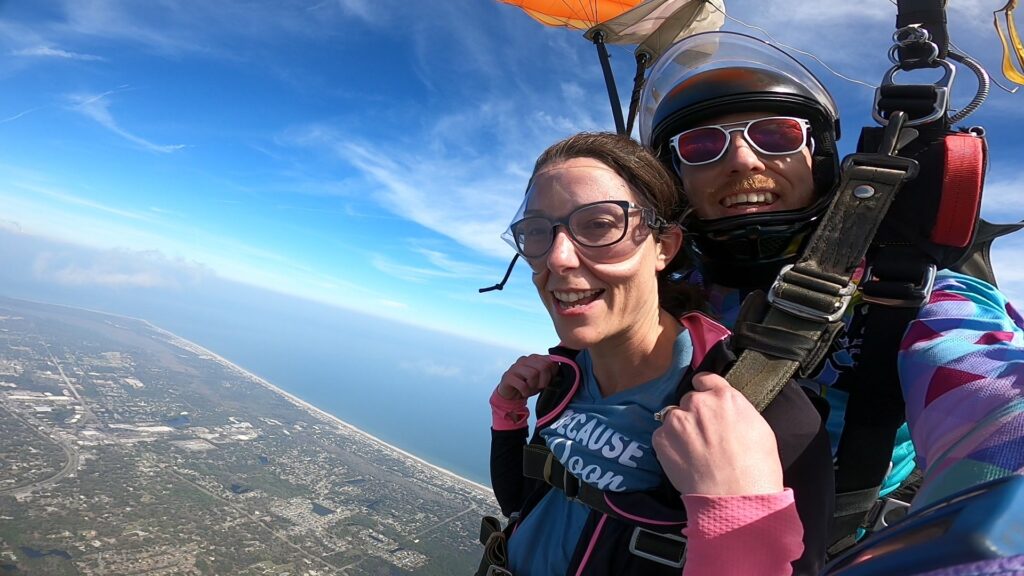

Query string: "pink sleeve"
[681, 488, 803, 576]
[489, 387, 530, 431]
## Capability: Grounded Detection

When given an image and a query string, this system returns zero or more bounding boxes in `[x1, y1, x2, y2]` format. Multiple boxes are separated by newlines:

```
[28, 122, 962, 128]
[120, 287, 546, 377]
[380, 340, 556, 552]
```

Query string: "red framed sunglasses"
[669, 116, 813, 166]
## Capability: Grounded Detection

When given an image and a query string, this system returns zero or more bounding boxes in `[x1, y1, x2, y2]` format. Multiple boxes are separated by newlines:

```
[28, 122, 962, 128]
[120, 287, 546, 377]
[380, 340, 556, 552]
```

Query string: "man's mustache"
[717, 175, 779, 197]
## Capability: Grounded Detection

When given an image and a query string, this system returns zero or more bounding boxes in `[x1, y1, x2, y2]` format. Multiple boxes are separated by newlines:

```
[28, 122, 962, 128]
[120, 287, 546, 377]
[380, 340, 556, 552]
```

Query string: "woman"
[484, 133, 833, 576]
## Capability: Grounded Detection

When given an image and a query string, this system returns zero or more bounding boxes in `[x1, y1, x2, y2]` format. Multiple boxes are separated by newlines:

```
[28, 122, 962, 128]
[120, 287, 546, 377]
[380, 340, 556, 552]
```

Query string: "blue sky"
[2, 0, 1024, 354]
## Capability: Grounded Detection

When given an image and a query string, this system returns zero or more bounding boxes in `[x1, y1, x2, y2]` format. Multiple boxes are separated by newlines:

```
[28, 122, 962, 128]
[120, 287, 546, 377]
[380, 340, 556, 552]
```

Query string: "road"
[0, 403, 80, 497]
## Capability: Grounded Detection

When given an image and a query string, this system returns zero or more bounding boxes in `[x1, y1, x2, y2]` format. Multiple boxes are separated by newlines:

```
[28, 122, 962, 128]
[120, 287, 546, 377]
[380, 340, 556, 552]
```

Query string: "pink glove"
[490, 387, 530, 430]
[490, 354, 558, 430]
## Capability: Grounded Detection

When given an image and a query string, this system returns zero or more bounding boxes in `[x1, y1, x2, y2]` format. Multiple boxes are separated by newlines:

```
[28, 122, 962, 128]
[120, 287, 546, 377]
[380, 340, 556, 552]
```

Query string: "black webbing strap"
[827, 486, 883, 557]
[476, 516, 510, 576]
[521, 444, 686, 532]
[896, 0, 949, 64]
[727, 151, 919, 412]
[825, 249, 927, 554]
[522, 443, 619, 518]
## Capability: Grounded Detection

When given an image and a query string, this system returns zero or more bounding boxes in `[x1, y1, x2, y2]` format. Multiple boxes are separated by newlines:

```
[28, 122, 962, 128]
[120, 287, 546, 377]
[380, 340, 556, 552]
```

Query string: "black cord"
[479, 254, 520, 293]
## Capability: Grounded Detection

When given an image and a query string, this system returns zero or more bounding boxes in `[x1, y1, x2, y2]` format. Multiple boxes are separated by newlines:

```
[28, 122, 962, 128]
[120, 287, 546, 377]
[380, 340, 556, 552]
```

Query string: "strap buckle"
[873, 59, 955, 127]
[860, 263, 936, 307]
[629, 527, 687, 568]
[865, 496, 912, 532]
[767, 264, 856, 323]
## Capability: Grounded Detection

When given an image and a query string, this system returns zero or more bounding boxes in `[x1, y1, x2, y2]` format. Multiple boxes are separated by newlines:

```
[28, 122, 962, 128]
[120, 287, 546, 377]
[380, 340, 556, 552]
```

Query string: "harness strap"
[476, 516, 510, 576]
[521, 444, 687, 532]
[827, 486, 882, 557]
[896, 0, 949, 64]
[522, 443, 614, 516]
[727, 145, 919, 412]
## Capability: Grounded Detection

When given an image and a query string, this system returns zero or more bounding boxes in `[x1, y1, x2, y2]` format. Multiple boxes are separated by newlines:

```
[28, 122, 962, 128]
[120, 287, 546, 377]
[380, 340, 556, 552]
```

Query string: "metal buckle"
[841, 153, 920, 180]
[872, 59, 955, 127]
[629, 527, 687, 568]
[865, 497, 912, 532]
[860, 264, 936, 307]
[486, 566, 513, 576]
[767, 264, 856, 323]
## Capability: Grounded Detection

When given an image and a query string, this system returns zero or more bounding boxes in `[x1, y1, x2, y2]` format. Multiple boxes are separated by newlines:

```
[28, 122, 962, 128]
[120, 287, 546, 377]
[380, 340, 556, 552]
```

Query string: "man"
[639, 30, 1024, 553]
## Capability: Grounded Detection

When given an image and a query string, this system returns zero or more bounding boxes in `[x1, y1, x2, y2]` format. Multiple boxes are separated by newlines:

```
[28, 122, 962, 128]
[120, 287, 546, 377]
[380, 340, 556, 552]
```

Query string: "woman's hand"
[652, 372, 784, 496]
[495, 354, 559, 401]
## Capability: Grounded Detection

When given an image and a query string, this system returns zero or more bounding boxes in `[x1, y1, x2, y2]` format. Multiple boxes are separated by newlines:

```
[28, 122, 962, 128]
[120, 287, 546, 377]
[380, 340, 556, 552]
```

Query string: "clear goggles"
[502, 196, 666, 271]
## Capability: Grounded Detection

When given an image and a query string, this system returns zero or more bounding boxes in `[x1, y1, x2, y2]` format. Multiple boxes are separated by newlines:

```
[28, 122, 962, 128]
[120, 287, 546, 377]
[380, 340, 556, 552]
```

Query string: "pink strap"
[535, 354, 581, 428]
[678, 312, 731, 369]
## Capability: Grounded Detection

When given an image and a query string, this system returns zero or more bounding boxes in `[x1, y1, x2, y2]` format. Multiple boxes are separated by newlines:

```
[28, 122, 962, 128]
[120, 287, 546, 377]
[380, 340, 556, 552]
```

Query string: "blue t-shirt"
[507, 329, 693, 575]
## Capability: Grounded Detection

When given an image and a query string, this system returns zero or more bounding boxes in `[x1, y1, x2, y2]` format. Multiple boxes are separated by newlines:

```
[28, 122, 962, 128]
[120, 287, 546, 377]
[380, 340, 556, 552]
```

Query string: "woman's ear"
[655, 226, 683, 272]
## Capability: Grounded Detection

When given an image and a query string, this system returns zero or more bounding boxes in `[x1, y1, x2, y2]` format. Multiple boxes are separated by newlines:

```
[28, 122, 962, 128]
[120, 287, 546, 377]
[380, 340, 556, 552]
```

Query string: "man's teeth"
[722, 191, 776, 208]
[553, 290, 600, 304]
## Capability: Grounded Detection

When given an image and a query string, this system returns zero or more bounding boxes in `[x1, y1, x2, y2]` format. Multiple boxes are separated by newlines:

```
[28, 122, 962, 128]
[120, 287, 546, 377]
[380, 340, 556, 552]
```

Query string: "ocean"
[0, 230, 526, 487]
[139, 291, 516, 487]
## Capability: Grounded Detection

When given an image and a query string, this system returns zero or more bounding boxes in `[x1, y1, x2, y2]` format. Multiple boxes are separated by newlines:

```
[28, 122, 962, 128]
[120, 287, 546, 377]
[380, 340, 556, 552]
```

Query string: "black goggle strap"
[644, 210, 671, 235]
[479, 253, 521, 293]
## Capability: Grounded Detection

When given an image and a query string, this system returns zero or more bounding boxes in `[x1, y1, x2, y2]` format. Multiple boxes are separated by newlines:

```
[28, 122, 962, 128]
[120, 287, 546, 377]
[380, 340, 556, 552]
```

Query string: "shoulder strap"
[727, 119, 920, 412]
[533, 346, 581, 430]
[520, 325, 737, 532]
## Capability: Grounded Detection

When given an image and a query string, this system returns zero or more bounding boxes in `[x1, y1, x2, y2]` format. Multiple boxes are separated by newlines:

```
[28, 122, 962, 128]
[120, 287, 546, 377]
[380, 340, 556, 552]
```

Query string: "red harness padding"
[931, 132, 986, 248]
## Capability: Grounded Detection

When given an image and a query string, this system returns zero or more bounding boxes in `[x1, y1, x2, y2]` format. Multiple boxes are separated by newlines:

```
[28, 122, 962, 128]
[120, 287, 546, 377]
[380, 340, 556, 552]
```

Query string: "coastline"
[146, 321, 496, 498]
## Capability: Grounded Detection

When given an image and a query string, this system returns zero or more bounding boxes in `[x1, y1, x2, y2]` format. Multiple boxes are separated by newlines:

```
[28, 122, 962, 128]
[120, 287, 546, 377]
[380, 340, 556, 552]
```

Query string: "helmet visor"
[638, 31, 838, 147]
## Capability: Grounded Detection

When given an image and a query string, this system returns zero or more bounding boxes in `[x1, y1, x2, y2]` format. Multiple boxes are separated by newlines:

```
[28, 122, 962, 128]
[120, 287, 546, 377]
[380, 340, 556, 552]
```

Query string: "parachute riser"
[590, 30, 627, 135]
[875, 0, 993, 130]
[873, 25, 956, 131]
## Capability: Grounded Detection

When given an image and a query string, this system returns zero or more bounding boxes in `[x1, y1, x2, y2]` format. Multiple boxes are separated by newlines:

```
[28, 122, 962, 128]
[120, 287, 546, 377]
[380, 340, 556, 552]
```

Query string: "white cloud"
[16, 181, 153, 222]
[372, 244, 502, 283]
[982, 174, 1024, 223]
[67, 89, 186, 153]
[0, 107, 46, 124]
[377, 299, 409, 309]
[283, 85, 602, 259]
[45, 0, 403, 58]
[989, 236, 1024, 304]
[32, 248, 209, 290]
[310, 0, 378, 23]
[399, 359, 462, 379]
[12, 46, 104, 61]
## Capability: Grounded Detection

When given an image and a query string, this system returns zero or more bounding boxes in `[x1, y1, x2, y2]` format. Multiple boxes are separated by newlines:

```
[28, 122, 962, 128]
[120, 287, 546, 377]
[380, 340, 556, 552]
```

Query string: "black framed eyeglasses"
[502, 200, 665, 260]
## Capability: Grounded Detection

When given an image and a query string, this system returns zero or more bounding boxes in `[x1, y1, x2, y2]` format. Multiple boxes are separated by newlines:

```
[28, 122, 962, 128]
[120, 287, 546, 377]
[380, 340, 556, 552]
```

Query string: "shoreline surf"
[148, 320, 496, 498]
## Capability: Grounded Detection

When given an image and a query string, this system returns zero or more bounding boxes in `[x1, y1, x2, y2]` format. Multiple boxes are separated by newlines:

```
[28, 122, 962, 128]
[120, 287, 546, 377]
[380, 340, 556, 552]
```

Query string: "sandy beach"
[148, 320, 496, 497]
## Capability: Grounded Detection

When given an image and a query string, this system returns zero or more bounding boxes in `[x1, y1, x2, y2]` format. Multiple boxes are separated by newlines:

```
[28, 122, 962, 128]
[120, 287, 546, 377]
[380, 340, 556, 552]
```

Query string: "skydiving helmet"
[639, 31, 841, 288]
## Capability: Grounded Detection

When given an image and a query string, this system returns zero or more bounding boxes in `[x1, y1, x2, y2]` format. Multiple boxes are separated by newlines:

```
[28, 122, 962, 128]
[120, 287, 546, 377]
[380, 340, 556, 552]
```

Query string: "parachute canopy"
[498, 0, 643, 31]
[498, 0, 728, 135]
[585, 0, 726, 64]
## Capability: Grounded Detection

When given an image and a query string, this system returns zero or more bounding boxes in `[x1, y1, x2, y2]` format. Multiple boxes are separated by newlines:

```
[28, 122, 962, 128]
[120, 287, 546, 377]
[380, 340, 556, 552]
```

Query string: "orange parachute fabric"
[498, 0, 643, 30]
[496, 0, 725, 134]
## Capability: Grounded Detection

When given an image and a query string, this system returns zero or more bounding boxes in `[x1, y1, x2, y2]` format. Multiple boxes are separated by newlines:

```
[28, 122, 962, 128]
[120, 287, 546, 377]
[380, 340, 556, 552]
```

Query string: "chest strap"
[522, 444, 687, 533]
